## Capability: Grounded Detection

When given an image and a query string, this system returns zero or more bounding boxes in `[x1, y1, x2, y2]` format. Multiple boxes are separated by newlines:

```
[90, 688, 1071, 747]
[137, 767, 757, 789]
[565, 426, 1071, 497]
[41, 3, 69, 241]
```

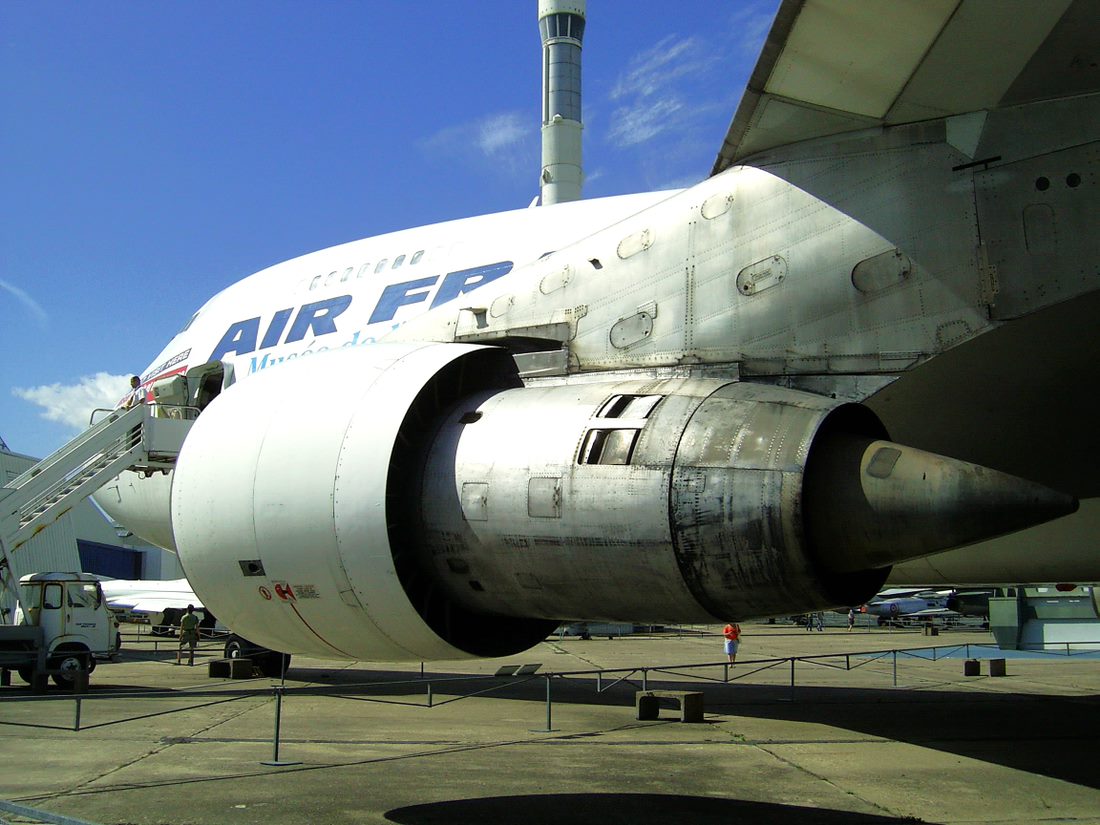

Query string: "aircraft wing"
[874, 587, 933, 599]
[100, 579, 202, 613]
[713, 0, 1089, 173]
[105, 595, 202, 614]
[905, 607, 956, 617]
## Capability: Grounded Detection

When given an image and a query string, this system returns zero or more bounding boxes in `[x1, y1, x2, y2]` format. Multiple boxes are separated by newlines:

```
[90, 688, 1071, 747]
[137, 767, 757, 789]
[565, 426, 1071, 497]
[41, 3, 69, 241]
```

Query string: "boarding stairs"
[0, 404, 192, 611]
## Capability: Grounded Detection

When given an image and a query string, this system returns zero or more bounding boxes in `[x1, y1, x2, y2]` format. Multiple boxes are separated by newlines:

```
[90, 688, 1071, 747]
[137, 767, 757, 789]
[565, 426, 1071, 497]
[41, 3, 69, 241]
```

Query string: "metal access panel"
[989, 596, 1022, 650]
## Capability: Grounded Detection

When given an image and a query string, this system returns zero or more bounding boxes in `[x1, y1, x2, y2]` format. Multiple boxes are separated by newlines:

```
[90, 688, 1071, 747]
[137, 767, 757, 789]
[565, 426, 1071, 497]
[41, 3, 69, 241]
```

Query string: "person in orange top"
[723, 622, 741, 663]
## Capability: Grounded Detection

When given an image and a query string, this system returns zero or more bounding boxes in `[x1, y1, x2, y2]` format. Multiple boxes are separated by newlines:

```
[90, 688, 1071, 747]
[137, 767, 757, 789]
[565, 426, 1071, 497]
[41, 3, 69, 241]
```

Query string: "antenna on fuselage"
[538, 0, 585, 205]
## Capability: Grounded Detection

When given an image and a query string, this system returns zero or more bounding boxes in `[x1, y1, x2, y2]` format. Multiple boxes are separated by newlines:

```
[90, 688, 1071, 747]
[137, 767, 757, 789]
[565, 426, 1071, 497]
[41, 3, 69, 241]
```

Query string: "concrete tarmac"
[1, 621, 1098, 825]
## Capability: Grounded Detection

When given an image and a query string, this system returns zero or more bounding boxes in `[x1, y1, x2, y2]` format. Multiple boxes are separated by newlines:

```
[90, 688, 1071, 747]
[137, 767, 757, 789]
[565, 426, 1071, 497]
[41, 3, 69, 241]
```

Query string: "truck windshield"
[67, 583, 101, 609]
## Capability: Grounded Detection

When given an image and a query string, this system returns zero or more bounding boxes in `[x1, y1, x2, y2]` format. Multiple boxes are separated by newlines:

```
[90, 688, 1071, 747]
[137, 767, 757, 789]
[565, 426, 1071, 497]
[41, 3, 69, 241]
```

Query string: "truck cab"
[4, 572, 121, 687]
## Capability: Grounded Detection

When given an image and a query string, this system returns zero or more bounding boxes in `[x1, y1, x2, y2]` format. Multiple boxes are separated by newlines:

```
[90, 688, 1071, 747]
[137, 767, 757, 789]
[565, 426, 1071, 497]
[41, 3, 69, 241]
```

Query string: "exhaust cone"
[805, 436, 1078, 573]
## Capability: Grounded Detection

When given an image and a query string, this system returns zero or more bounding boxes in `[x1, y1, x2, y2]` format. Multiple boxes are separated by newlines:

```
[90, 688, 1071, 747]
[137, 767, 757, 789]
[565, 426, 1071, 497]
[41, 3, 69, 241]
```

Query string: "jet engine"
[171, 343, 1075, 661]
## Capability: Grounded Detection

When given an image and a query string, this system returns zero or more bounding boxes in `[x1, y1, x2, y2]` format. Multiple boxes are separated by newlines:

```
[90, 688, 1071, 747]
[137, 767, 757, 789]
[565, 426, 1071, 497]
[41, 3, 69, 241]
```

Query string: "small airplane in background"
[97, 577, 211, 636]
[861, 590, 953, 625]
[860, 587, 997, 626]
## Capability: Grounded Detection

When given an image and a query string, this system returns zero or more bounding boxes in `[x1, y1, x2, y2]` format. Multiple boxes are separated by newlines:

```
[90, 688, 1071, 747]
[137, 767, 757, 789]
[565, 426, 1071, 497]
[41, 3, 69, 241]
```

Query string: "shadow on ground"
[384, 793, 933, 824]
[283, 664, 1100, 790]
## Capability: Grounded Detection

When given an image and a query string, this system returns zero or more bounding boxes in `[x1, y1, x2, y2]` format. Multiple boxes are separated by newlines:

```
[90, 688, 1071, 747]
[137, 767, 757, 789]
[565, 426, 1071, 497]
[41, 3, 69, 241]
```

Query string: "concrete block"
[989, 658, 1007, 677]
[964, 659, 981, 676]
[635, 690, 704, 722]
[208, 658, 253, 679]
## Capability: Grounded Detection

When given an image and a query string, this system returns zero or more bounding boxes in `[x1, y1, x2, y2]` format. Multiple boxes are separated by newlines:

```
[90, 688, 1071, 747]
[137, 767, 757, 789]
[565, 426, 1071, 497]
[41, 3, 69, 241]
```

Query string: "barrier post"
[788, 658, 795, 702]
[262, 686, 301, 767]
[531, 675, 557, 732]
[427, 681, 433, 708]
[893, 650, 898, 687]
[642, 668, 648, 691]
[545, 676, 552, 731]
[73, 697, 81, 732]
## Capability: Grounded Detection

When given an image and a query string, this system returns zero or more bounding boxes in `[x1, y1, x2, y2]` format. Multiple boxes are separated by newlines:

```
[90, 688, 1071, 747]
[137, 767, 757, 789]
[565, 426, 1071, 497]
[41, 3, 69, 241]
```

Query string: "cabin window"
[18, 583, 40, 609]
[392, 254, 406, 269]
[375, 259, 389, 273]
[43, 583, 63, 610]
[178, 312, 200, 334]
[339, 267, 354, 282]
[411, 250, 425, 265]
[309, 275, 321, 290]
[357, 263, 372, 279]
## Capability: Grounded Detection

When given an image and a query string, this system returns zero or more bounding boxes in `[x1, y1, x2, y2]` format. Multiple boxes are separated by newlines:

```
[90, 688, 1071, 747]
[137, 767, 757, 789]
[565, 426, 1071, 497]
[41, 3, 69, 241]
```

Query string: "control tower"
[538, 0, 585, 205]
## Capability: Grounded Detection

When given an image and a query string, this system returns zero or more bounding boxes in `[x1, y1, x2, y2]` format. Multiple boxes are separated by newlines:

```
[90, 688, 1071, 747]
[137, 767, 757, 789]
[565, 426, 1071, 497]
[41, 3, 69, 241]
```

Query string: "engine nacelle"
[173, 342, 1074, 661]
[411, 377, 889, 624]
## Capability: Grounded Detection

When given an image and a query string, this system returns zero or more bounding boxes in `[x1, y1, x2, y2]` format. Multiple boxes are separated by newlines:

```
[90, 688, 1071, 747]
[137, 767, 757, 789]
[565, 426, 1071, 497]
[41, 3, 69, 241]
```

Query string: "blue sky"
[1, 0, 779, 459]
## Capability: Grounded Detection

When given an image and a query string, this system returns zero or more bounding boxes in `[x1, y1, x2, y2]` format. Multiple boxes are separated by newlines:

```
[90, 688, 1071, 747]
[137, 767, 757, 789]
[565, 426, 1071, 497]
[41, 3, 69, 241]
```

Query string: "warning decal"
[273, 581, 296, 601]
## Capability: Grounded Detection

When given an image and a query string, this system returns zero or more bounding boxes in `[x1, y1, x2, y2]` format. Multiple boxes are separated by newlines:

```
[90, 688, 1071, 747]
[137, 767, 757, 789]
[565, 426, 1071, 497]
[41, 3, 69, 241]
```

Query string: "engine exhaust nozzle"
[805, 436, 1079, 574]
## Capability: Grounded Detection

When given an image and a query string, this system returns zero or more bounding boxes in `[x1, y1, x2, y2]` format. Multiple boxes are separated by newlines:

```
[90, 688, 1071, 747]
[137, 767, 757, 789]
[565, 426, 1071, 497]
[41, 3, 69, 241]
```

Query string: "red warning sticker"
[273, 581, 296, 601]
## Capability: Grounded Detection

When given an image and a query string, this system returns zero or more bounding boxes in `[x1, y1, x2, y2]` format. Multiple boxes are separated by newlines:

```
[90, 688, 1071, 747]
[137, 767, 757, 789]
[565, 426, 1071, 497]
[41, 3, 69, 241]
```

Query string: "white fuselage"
[157, 192, 674, 396]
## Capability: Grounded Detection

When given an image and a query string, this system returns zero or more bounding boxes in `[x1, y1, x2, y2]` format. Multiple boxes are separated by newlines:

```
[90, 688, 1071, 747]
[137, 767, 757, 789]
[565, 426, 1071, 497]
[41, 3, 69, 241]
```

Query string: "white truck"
[0, 572, 120, 690]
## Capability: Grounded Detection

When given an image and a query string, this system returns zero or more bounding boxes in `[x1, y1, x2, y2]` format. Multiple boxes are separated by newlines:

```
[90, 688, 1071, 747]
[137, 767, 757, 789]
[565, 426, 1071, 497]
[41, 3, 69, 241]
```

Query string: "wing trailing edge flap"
[713, 0, 1090, 173]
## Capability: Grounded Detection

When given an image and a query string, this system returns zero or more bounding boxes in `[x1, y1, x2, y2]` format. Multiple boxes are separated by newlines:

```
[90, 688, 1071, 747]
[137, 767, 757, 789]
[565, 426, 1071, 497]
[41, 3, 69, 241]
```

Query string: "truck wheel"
[224, 638, 245, 659]
[49, 647, 94, 688]
[224, 636, 290, 677]
[17, 667, 33, 684]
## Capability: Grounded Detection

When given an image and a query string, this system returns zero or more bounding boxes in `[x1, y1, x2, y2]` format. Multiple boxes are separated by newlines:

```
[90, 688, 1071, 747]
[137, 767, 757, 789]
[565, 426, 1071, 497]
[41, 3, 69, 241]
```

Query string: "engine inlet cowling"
[171, 342, 556, 661]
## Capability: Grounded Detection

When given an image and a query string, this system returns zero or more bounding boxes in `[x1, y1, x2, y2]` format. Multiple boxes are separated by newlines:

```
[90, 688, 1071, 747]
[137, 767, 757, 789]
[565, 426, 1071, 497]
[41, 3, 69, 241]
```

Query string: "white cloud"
[422, 111, 536, 173]
[611, 35, 704, 101]
[604, 34, 727, 151]
[13, 372, 131, 433]
[608, 97, 684, 147]
[477, 112, 526, 156]
[0, 279, 48, 327]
